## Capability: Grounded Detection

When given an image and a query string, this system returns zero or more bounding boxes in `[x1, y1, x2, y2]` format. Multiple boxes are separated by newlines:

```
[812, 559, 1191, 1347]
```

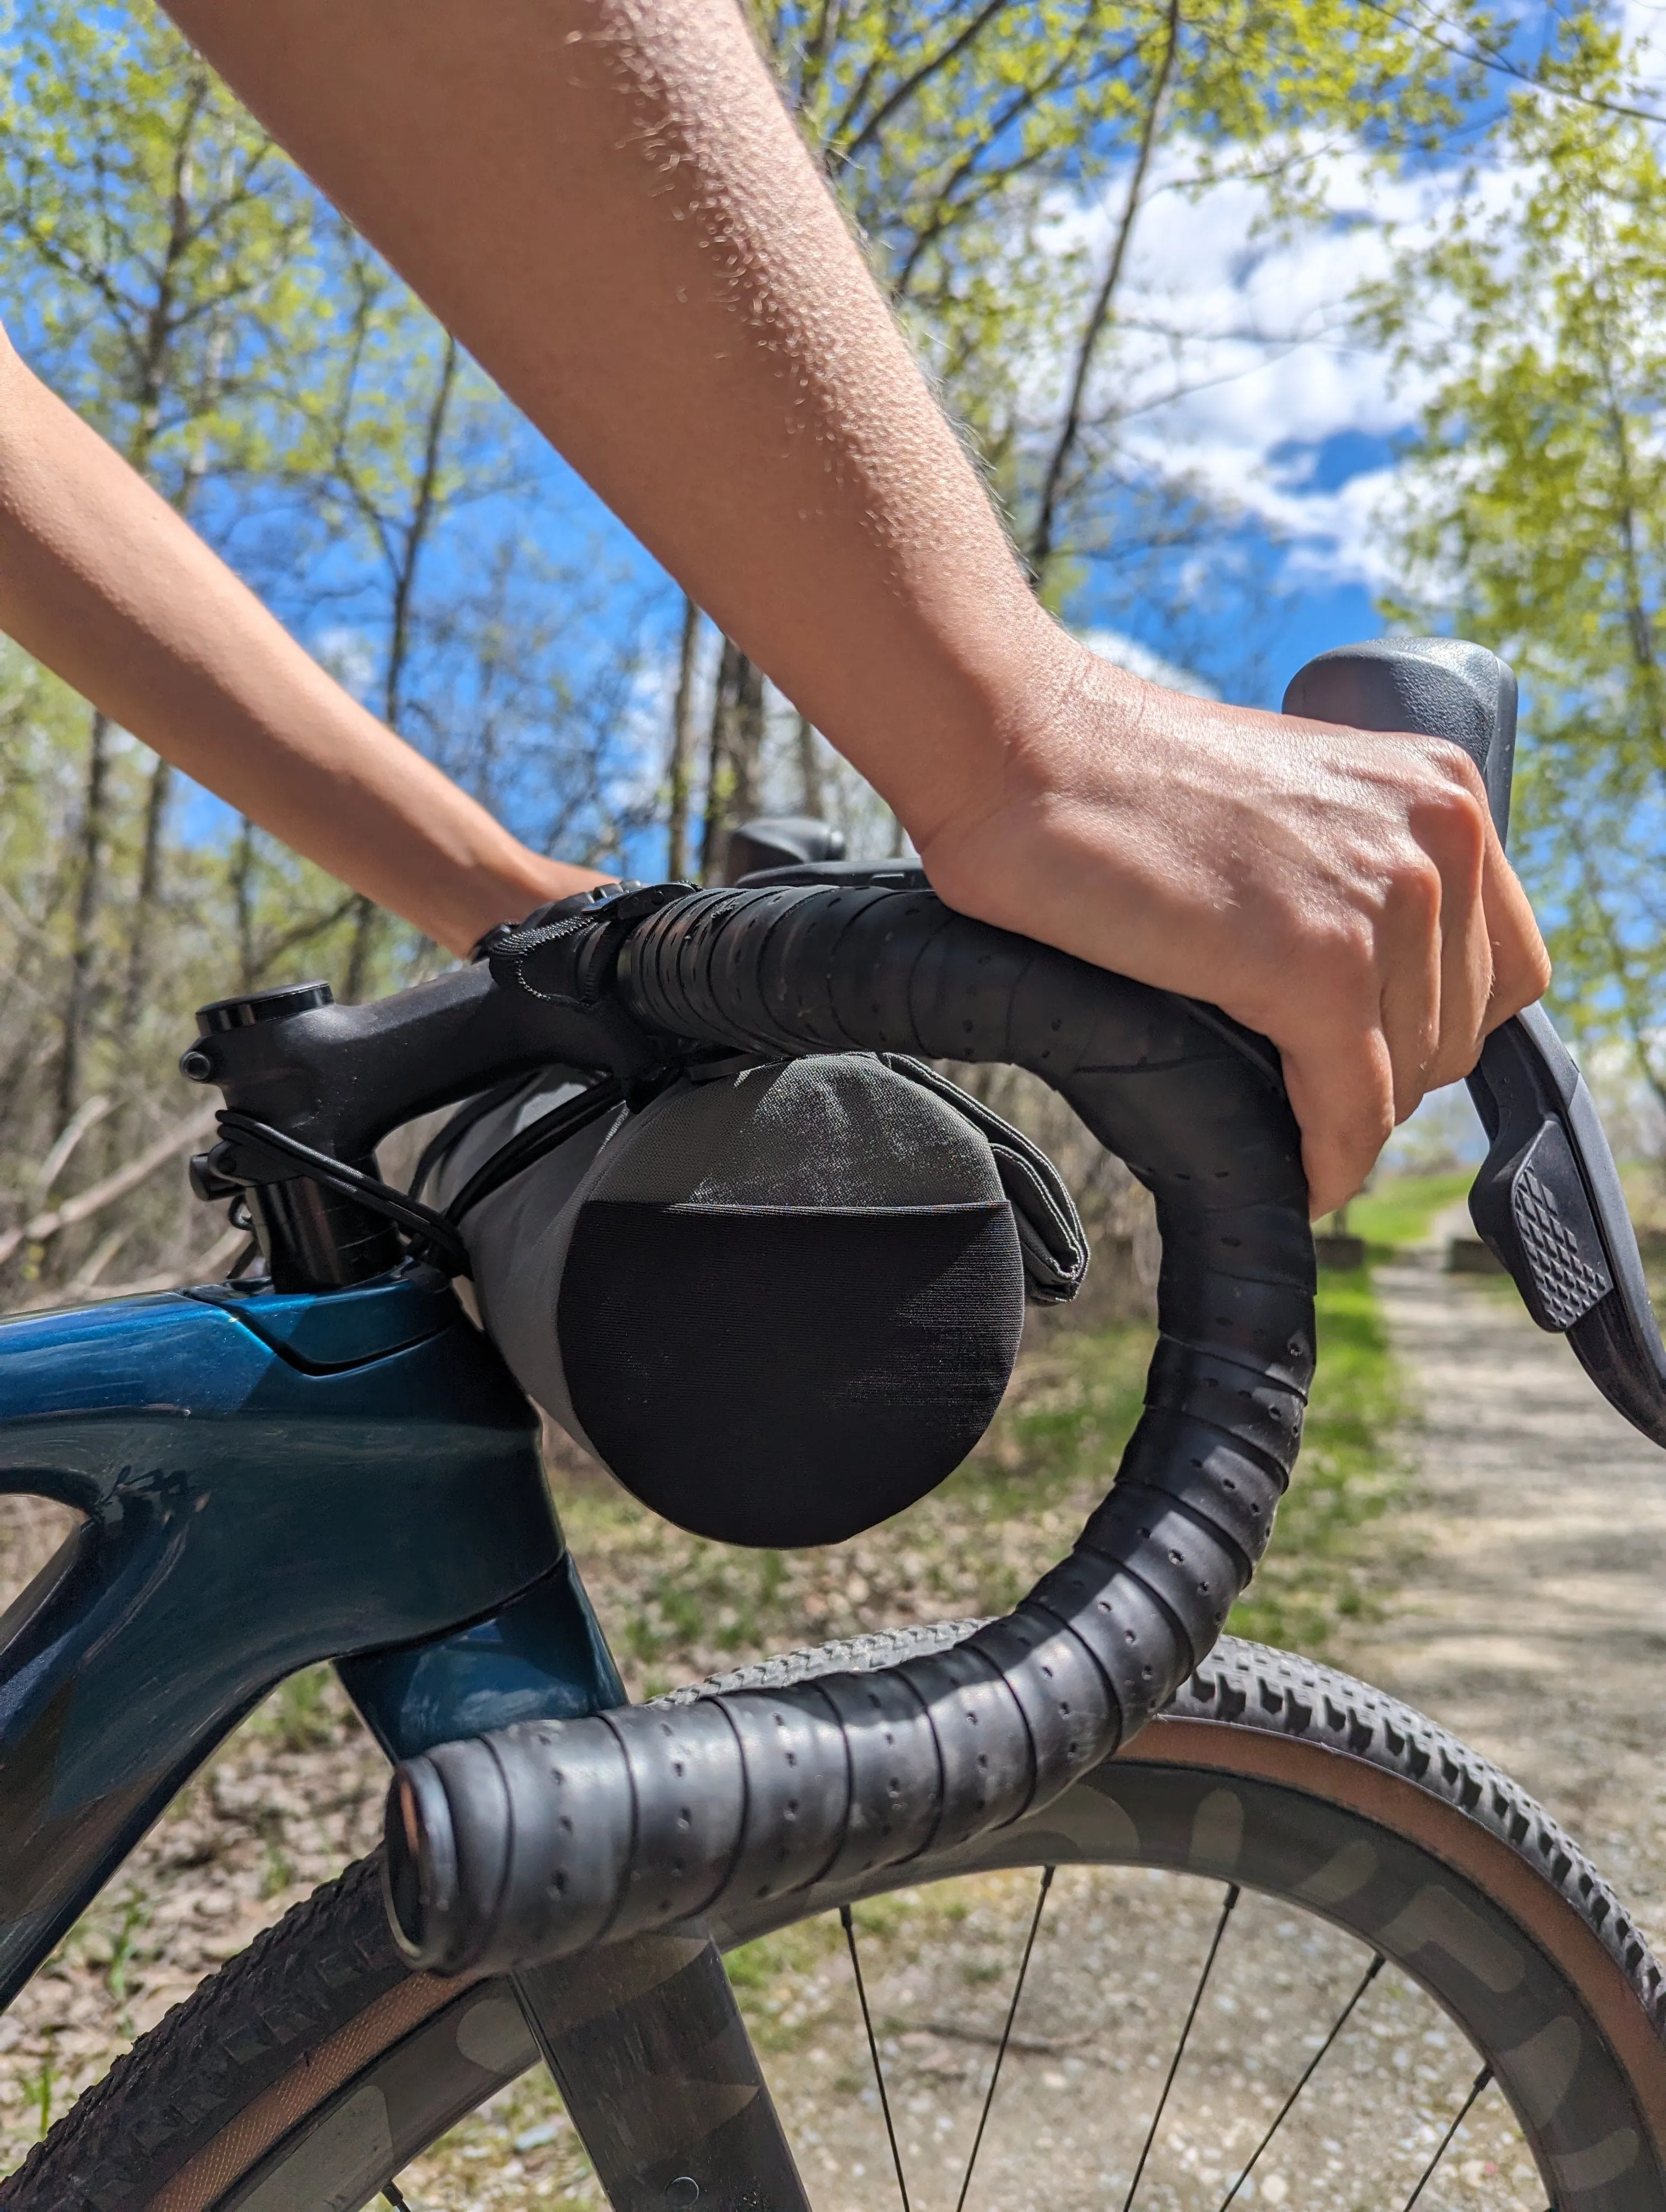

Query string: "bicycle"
[0, 636, 1662, 2212]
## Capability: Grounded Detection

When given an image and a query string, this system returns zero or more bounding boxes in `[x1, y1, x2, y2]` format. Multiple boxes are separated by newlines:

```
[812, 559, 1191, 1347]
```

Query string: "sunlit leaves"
[1367, 8, 1666, 1088]
[747, 0, 1494, 582]
[0, 0, 322, 498]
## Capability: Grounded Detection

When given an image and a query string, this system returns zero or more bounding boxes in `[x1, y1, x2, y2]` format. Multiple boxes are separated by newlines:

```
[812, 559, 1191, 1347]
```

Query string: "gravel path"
[1343, 1249, 1666, 1959]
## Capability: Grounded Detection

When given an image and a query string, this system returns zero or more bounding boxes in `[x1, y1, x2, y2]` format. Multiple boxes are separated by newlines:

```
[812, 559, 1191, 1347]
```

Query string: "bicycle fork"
[344, 1537, 811, 2212]
[514, 1936, 810, 2212]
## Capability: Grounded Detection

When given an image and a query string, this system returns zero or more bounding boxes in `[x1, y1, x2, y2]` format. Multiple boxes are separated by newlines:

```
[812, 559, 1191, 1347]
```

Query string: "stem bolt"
[179, 1048, 215, 1084]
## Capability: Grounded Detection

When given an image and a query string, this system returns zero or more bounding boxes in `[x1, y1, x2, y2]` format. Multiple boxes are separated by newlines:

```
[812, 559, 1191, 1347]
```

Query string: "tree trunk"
[230, 816, 259, 991]
[1027, 0, 1183, 584]
[700, 640, 735, 882]
[344, 893, 381, 1003]
[795, 714, 824, 818]
[666, 597, 701, 879]
[700, 636, 766, 880]
[337, 333, 461, 1006]
[730, 654, 765, 826]
[57, 709, 113, 1122]
[1594, 352, 1666, 780]
[121, 755, 176, 1028]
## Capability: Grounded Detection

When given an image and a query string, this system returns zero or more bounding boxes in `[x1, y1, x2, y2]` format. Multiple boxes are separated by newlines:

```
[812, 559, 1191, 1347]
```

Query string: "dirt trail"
[1342, 1248, 1666, 1958]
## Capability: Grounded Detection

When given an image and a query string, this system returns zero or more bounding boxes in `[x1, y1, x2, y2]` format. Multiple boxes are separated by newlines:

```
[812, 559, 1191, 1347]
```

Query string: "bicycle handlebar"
[386, 889, 1315, 1973]
[175, 632, 1666, 1975]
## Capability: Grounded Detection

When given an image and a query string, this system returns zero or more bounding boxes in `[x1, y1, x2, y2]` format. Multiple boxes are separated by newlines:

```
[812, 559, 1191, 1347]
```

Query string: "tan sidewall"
[145, 1713, 1666, 2209]
[1135, 1718, 1666, 2155]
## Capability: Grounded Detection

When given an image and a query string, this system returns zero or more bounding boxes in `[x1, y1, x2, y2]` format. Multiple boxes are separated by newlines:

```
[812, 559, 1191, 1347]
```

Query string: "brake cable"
[215, 1110, 473, 1278]
[439, 1076, 626, 1225]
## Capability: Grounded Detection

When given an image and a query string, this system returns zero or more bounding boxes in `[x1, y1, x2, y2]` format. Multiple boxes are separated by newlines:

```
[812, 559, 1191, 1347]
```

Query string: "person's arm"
[157, 0, 1549, 1217]
[0, 331, 605, 960]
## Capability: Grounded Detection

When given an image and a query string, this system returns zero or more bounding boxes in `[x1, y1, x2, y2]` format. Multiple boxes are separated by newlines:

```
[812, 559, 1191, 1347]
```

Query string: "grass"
[1347, 1169, 1473, 1257]
[246, 1663, 339, 1754]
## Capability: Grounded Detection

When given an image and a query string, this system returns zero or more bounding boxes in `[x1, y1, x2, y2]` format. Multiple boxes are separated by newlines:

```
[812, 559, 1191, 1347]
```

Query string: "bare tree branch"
[1028, 0, 1184, 579]
[839, 0, 1014, 163]
[0, 1103, 219, 1270]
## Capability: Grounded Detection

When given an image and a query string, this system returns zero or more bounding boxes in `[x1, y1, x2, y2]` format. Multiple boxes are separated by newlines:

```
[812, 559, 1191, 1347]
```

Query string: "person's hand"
[134, 2, 1546, 1113]
[914, 633, 1550, 1220]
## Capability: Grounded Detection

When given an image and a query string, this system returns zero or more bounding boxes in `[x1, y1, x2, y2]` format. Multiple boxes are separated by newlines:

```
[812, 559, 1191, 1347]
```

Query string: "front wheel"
[7, 1634, 1665, 2212]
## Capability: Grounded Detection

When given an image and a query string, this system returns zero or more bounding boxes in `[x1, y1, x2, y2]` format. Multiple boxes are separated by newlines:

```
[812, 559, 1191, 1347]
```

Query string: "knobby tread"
[0, 1856, 404, 2211]
[5, 1629, 1661, 2209]
[690, 1627, 1666, 2036]
[1172, 1636, 1666, 2039]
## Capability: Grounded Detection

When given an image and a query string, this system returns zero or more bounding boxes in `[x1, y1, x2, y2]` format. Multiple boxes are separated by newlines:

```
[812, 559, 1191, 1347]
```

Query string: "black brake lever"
[1285, 638, 1666, 1450]
[1466, 1005, 1666, 1441]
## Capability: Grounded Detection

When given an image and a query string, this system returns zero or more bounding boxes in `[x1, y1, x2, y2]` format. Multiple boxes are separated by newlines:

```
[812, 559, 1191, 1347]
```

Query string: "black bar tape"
[384, 887, 1314, 1976]
[799, 1664, 946, 1883]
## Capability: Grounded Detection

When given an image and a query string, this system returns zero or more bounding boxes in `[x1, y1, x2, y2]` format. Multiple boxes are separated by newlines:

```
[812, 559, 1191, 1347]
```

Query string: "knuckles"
[1414, 788, 1489, 878]
[1381, 847, 1445, 933]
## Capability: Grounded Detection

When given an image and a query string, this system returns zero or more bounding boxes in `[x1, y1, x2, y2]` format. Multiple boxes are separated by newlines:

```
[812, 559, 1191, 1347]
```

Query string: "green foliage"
[0, 2, 659, 1294]
[0, 0, 1540, 1294]
[0, 1, 419, 1295]
[253, 1664, 341, 1756]
[1365, 10, 1666, 1101]
[1350, 1170, 1474, 1256]
[1, 0, 319, 485]
[752, 0, 1489, 592]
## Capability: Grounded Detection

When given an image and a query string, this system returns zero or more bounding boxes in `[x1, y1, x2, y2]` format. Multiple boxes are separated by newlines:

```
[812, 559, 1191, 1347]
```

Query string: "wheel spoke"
[954, 1864, 1056, 2212]
[1216, 1952, 1385, 2211]
[1400, 2064, 1494, 2212]
[1122, 1882, 1240, 2212]
[842, 1900, 912, 2212]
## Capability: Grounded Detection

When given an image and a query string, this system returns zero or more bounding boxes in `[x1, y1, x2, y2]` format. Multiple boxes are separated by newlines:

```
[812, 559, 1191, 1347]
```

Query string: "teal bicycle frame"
[0, 1262, 621, 2012]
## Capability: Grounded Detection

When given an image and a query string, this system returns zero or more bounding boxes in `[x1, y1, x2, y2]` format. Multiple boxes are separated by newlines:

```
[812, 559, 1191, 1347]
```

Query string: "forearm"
[153, 0, 1550, 1218]
[0, 336, 600, 957]
[158, 0, 1072, 849]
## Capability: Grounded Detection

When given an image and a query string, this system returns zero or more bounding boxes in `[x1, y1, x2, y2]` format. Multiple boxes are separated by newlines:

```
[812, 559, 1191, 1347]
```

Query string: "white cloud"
[1078, 626, 1217, 697]
[1618, 0, 1666, 74]
[1038, 137, 1523, 588]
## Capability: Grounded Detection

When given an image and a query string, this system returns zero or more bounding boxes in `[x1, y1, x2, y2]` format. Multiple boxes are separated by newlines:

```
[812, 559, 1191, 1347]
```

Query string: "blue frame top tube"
[0, 1265, 622, 2009]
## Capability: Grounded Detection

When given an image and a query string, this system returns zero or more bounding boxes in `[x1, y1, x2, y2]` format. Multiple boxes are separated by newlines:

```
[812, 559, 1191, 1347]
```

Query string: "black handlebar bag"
[432, 1053, 1085, 1548]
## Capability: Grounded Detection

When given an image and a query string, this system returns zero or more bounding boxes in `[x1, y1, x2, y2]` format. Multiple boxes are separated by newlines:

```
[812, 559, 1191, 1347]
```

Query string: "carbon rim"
[133, 1716, 1666, 2212]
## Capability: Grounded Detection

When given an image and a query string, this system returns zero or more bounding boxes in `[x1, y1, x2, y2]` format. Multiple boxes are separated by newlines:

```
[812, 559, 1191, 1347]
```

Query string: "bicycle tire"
[5, 1630, 1664, 2212]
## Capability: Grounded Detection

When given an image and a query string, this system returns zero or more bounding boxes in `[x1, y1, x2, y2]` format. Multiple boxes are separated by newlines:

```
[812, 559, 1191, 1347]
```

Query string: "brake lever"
[1468, 1006, 1666, 1444]
[1286, 636, 1666, 1451]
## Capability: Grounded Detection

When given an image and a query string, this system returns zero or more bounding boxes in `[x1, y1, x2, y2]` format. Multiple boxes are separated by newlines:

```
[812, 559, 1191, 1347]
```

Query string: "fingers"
[1278, 1021, 1397, 1221]
[1401, 760, 1494, 1098]
[1374, 866, 1444, 1123]
[1289, 748, 1546, 1216]
[1407, 747, 1549, 1068]
[1479, 829, 1552, 1028]
[1377, 747, 1531, 1117]
[1285, 768, 1548, 1218]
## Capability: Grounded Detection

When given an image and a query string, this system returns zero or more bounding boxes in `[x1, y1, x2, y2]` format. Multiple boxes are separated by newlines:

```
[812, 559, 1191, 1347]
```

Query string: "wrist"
[905, 628, 1147, 887]
[433, 851, 613, 959]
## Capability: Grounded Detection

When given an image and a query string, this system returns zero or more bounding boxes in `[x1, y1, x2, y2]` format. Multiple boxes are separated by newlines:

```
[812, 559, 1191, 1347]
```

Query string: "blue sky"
[432, 139, 1459, 744]
[178, 5, 1666, 858]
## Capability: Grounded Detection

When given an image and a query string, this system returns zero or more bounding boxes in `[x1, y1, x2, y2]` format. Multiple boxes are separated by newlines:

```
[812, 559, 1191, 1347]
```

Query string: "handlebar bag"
[435, 1054, 1051, 1547]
